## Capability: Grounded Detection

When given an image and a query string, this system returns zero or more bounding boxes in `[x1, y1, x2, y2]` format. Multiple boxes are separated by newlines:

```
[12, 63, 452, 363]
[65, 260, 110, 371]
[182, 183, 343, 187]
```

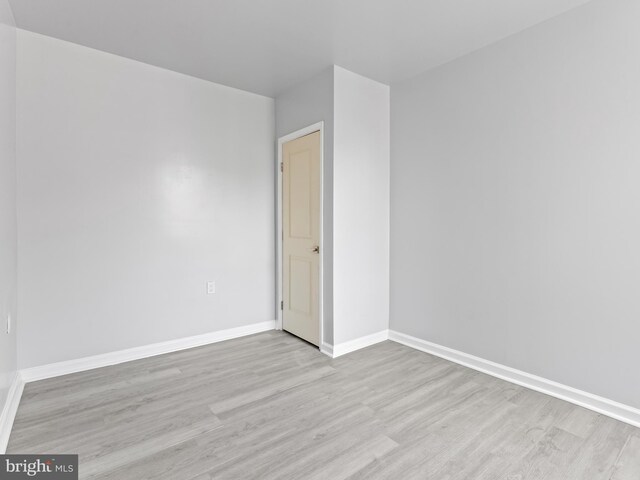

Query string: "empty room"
[1, 0, 639, 478]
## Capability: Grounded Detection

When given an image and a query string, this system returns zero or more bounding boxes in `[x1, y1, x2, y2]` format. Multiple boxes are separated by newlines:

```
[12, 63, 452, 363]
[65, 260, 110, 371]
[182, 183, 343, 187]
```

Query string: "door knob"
[312, 245, 320, 254]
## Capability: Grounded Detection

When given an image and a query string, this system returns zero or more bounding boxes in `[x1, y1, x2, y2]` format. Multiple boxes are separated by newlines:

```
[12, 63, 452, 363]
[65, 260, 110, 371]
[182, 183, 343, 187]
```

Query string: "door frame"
[276, 122, 324, 350]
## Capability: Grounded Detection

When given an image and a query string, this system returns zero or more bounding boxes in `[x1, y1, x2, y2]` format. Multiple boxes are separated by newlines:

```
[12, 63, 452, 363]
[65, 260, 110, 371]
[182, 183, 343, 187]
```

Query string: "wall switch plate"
[207, 281, 216, 294]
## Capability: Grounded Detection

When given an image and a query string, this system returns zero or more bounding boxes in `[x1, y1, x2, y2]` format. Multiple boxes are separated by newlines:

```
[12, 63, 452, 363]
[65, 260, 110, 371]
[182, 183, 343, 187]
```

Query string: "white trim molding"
[20, 320, 276, 383]
[331, 330, 389, 358]
[0, 373, 25, 454]
[320, 342, 334, 358]
[389, 330, 640, 429]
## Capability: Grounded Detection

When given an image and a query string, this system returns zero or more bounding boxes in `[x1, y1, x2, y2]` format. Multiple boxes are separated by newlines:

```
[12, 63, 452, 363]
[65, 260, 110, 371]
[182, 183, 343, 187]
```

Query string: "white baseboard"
[0, 372, 25, 454]
[331, 330, 389, 358]
[20, 320, 276, 383]
[388, 330, 640, 429]
[320, 342, 334, 357]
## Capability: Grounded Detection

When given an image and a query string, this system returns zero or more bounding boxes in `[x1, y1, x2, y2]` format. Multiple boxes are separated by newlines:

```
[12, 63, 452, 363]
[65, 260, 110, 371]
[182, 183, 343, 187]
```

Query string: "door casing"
[276, 122, 325, 352]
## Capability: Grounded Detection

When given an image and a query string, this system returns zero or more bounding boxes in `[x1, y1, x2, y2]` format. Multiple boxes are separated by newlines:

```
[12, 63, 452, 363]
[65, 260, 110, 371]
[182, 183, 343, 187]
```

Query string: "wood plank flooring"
[8, 331, 640, 479]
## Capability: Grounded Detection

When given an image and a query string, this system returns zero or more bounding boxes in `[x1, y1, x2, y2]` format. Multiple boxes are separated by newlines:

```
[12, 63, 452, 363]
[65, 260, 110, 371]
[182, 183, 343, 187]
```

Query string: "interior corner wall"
[276, 66, 390, 347]
[275, 67, 335, 345]
[16, 30, 276, 369]
[0, 0, 17, 408]
[333, 67, 390, 345]
[390, 0, 640, 408]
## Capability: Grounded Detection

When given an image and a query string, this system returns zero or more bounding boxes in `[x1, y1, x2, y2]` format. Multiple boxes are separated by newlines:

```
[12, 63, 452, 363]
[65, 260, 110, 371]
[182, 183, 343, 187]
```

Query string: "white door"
[282, 131, 321, 346]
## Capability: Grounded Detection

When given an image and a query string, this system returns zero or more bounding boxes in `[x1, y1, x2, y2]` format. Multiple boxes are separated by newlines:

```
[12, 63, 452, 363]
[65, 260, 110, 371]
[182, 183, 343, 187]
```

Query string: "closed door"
[282, 131, 321, 346]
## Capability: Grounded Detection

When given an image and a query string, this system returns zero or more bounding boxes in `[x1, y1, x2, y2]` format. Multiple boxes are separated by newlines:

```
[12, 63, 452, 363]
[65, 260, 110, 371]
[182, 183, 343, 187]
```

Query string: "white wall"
[275, 68, 335, 344]
[0, 0, 17, 412]
[391, 0, 640, 408]
[276, 66, 390, 347]
[333, 67, 390, 344]
[17, 31, 275, 369]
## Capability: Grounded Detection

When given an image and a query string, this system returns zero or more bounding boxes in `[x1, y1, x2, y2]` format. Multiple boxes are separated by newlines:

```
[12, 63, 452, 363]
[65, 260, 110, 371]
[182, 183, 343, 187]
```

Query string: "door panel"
[283, 131, 320, 346]
[289, 256, 312, 314]
[289, 151, 313, 239]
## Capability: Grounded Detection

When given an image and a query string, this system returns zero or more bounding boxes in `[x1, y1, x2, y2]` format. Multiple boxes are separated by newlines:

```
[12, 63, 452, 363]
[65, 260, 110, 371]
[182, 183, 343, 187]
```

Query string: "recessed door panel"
[289, 256, 312, 315]
[289, 151, 312, 239]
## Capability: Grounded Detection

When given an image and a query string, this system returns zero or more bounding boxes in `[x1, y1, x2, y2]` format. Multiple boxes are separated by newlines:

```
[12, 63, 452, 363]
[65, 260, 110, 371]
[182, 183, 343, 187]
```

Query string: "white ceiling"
[9, 0, 592, 97]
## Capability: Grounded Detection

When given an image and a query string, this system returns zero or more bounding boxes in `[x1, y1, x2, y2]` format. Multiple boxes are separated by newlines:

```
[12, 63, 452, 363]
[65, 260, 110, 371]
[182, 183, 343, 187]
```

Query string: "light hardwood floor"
[8, 331, 640, 479]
